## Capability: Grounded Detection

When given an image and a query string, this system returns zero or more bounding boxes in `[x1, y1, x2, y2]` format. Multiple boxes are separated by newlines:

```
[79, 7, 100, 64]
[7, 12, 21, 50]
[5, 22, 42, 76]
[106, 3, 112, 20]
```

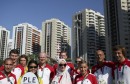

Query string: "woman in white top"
[51, 59, 72, 84]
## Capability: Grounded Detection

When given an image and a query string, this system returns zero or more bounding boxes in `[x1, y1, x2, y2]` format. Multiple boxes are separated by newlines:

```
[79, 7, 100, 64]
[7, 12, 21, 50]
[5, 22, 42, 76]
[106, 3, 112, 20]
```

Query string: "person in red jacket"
[37, 52, 55, 84]
[19, 54, 28, 74]
[0, 49, 24, 81]
[0, 58, 17, 84]
[74, 61, 97, 84]
[73, 57, 83, 79]
[53, 51, 74, 77]
[51, 59, 72, 84]
[113, 45, 130, 84]
[92, 50, 114, 84]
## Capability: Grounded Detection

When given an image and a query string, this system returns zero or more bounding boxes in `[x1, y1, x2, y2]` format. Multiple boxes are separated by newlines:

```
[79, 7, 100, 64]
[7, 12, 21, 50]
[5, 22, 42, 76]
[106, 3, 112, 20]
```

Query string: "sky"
[0, 0, 104, 32]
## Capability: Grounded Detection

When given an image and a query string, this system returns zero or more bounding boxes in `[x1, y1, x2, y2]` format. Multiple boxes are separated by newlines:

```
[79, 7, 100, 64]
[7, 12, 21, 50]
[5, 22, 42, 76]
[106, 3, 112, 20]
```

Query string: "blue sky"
[0, 0, 104, 32]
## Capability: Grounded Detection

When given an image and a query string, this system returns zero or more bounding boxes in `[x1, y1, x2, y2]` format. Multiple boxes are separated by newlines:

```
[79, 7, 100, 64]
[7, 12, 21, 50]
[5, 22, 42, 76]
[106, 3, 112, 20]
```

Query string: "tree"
[27, 54, 38, 62]
[47, 57, 57, 66]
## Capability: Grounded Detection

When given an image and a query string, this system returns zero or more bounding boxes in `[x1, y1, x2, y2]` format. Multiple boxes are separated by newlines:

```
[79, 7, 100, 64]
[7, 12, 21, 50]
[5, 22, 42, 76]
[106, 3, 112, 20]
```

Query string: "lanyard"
[116, 65, 125, 80]
[41, 68, 44, 78]
[81, 73, 89, 84]
[101, 67, 104, 74]
[58, 75, 63, 83]
[95, 66, 105, 75]
[1, 71, 13, 84]
[38, 65, 46, 78]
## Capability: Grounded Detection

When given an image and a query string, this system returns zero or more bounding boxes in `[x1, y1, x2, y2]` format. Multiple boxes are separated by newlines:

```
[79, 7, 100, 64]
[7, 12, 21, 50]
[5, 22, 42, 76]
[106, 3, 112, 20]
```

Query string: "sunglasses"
[75, 61, 81, 63]
[29, 66, 37, 69]
[59, 64, 66, 67]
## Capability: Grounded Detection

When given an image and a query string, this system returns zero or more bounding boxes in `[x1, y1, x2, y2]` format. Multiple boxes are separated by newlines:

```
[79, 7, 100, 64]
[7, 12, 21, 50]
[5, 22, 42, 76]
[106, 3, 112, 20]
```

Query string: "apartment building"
[72, 9, 105, 66]
[0, 26, 10, 60]
[12, 23, 41, 55]
[7, 39, 13, 56]
[104, 0, 130, 60]
[41, 18, 71, 59]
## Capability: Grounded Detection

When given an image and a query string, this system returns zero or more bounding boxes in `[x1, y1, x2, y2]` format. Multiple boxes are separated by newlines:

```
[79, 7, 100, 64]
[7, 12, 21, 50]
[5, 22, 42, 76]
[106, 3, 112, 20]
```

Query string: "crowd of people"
[0, 45, 130, 84]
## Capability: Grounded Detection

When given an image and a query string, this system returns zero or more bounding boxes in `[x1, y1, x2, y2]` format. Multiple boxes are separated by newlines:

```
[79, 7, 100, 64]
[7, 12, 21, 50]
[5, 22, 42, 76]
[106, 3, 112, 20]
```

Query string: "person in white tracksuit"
[51, 59, 72, 84]
[113, 45, 130, 84]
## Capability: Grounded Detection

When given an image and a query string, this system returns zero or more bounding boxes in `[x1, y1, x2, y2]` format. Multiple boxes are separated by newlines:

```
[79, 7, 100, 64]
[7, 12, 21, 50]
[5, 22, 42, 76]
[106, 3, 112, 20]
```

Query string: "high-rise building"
[72, 9, 105, 66]
[104, 0, 130, 60]
[7, 39, 13, 56]
[12, 23, 41, 55]
[41, 18, 71, 59]
[0, 26, 10, 60]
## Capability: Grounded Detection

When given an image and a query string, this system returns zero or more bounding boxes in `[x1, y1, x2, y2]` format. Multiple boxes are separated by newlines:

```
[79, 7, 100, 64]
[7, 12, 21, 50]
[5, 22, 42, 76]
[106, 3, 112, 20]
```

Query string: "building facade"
[12, 23, 41, 55]
[72, 9, 105, 66]
[41, 18, 71, 59]
[104, 0, 130, 60]
[0, 26, 10, 60]
[7, 39, 13, 56]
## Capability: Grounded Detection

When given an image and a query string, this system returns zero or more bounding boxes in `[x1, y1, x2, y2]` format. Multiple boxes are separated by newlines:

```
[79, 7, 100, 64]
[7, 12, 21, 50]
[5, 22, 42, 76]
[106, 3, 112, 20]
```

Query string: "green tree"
[27, 54, 38, 62]
[47, 57, 57, 66]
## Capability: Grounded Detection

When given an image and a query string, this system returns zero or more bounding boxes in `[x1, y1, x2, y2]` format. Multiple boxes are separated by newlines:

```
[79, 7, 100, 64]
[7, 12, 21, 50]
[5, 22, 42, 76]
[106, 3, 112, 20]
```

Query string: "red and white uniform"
[73, 68, 80, 79]
[38, 64, 55, 84]
[0, 64, 24, 81]
[11, 64, 24, 81]
[92, 61, 114, 84]
[0, 65, 4, 71]
[53, 62, 74, 77]
[114, 59, 130, 84]
[74, 73, 98, 84]
[51, 70, 72, 84]
[0, 71, 17, 84]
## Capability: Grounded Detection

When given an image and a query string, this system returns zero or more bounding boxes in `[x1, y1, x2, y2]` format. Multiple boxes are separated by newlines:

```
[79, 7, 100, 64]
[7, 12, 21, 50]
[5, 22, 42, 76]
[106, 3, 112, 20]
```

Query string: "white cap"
[58, 59, 66, 64]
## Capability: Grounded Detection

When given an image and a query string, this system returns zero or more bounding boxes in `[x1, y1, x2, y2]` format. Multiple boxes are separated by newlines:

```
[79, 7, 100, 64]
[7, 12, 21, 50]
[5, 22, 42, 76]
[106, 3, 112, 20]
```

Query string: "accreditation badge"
[51, 81, 59, 84]
[98, 79, 107, 84]
[98, 75, 107, 84]
[82, 79, 91, 84]
[118, 81, 124, 84]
